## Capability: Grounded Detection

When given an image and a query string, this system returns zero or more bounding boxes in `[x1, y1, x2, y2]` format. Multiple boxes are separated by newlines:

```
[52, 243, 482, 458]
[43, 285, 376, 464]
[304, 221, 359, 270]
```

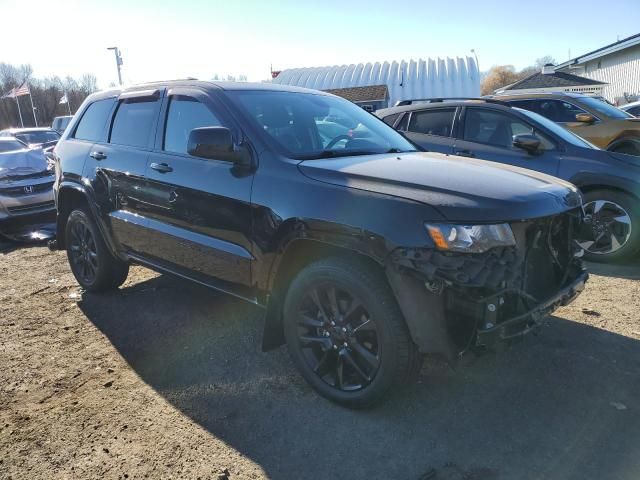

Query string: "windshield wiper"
[299, 148, 417, 160]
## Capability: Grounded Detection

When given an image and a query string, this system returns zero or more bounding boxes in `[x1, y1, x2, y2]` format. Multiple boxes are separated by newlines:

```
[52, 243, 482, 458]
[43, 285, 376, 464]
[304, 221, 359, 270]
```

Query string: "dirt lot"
[1, 242, 639, 480]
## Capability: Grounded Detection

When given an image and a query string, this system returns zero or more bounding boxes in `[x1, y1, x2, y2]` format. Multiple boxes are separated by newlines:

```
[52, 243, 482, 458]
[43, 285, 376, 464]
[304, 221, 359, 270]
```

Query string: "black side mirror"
[513, 134, 541, 154]
[187, 127, 250, 166]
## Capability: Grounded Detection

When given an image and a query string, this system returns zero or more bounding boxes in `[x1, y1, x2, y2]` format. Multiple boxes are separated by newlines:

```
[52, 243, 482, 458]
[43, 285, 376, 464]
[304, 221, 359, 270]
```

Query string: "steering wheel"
[324, 135, 351, 150]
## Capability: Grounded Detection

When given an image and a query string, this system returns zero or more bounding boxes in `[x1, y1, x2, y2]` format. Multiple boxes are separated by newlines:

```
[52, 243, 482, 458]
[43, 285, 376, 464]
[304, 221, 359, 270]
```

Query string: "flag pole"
[28, 88, 38, 126]
[14, 96, 24, 128]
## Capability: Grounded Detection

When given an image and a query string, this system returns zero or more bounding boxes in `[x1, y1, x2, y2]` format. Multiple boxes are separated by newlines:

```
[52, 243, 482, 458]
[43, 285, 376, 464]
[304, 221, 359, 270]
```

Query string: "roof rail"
[395, 97, 510, 107]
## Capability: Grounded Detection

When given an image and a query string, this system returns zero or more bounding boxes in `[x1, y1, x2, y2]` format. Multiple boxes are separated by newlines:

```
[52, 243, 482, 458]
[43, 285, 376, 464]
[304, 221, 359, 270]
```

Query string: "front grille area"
[7, 200, 55, 215]
[0, 181, 54, 197]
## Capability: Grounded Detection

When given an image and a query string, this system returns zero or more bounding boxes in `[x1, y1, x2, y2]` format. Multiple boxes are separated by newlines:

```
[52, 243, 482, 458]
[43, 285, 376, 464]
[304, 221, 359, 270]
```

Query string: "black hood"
[299, 152, 581, 223]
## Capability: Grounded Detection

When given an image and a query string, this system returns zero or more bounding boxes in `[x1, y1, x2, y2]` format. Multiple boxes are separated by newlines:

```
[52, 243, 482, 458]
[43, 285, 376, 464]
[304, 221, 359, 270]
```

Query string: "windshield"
[228, 90, 416, 159]
[580, 96, 633, 119]
[0, 140, 26, 153]
[14, 130, 60, 145]
[516, 108, 598, 149]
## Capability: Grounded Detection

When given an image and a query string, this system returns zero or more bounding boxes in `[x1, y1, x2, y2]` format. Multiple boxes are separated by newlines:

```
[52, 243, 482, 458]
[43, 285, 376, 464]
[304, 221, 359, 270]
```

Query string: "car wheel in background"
[65, 208, 129, 292]
[578, 189, 640, 262]
[283, 256, 422, 408]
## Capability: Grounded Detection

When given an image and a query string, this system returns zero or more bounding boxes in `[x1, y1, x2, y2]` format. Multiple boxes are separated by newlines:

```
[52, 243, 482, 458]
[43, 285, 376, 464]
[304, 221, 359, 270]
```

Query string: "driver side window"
[164, 95, 222, 154]
[464, 108, 555, 150]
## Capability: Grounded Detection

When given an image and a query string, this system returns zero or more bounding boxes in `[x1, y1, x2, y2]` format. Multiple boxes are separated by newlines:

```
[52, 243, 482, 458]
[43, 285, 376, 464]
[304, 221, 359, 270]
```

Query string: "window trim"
[406, 107, 457, 138]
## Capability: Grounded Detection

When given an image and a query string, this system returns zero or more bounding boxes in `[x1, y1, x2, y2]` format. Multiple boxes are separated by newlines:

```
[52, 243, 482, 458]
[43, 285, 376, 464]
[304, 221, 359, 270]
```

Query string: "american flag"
[1, 83, 30, 99]
[14, 83, 30, 96]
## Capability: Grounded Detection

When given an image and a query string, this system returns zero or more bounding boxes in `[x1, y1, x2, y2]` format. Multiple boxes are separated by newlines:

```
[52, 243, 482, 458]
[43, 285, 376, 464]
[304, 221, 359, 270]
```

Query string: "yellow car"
[495, 92, 640, 155]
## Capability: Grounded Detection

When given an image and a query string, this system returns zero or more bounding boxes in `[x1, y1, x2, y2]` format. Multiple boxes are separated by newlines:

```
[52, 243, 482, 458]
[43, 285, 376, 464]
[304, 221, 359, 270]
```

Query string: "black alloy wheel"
[283, 257, 421, 408]
[296, 283, 380, 391]
[65, 208, 129, 292]
[68, 218, 99, 285]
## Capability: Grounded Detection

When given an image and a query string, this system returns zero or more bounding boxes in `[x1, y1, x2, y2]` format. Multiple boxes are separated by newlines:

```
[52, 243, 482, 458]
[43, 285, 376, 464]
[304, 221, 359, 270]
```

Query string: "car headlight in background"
[426, 223, 515, 253]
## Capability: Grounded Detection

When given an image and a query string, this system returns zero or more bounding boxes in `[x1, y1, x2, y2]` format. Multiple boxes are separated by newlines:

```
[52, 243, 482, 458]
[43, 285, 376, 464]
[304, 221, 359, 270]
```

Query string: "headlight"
[425, 223, 515, 253]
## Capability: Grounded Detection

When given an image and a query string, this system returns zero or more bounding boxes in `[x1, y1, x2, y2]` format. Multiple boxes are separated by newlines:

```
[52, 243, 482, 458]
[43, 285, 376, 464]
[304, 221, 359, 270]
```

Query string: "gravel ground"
[1, 242, 639, 480]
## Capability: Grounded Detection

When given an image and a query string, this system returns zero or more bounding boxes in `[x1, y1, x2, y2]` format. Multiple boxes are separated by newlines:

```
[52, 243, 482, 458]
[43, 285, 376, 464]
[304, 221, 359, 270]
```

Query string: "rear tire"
[283, 256, 421, 408]
[65, 208, 129, 292]
[579, 189, 640, 262]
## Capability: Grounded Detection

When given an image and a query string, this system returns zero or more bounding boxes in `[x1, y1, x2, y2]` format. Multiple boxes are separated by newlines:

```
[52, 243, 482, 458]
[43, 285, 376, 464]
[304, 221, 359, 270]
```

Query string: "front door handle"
[150, 162, 173, 173]
[90, 151, 107, 160]
[455, 149, 475, 158]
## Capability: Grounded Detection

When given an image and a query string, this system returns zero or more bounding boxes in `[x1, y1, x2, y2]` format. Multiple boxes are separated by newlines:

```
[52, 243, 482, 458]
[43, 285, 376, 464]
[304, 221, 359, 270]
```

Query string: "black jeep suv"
[52, 81, 587, 407]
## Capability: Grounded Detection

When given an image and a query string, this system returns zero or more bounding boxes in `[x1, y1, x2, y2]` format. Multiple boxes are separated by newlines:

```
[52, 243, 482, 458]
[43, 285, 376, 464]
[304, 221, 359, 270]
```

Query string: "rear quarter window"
[73, 98, 116, 142]
[382, 113, 400, 127]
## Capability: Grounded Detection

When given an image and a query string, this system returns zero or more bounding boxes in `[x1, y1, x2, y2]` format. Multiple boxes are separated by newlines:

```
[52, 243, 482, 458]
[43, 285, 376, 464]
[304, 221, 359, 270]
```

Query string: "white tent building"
[271, 57, 480, 108]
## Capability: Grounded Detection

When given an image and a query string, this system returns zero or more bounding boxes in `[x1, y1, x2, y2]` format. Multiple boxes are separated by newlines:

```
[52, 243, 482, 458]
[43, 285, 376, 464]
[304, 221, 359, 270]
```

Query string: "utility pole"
[107, 47, 123, 86]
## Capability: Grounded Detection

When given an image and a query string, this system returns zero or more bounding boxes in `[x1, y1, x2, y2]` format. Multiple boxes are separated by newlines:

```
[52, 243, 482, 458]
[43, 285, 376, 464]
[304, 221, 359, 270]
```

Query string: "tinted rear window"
[74, 99, 115, 142]
[408, 108, 456, 137]
[110, 100, 159, 148]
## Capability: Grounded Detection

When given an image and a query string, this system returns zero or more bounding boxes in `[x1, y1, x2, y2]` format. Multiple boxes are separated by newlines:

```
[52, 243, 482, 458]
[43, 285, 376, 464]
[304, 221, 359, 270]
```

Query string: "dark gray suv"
[377, 98, 640, 262]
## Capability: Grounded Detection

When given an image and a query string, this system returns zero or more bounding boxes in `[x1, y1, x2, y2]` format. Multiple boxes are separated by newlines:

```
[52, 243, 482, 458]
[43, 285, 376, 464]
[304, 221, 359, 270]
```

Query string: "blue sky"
[1, 0, 638, 87]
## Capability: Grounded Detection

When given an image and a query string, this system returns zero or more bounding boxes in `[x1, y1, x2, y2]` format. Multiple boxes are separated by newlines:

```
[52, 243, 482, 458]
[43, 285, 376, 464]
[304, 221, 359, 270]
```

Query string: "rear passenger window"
[408, 109, 455, 137]
[74, 98, 115, 142]
[164, 96, 221, 154]
[110, 99, 159, 148]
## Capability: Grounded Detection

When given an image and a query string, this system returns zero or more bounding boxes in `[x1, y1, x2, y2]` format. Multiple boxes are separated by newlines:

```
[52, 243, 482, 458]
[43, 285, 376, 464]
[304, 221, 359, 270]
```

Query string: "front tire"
[578, 189, 640, 262]
[65, 208, 129, 292]
[283, 256, 421, 408]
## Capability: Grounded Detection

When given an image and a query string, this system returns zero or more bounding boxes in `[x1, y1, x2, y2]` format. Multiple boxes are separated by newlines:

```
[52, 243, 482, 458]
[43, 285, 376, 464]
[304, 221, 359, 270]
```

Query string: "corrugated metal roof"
[271, 58, 479, 107]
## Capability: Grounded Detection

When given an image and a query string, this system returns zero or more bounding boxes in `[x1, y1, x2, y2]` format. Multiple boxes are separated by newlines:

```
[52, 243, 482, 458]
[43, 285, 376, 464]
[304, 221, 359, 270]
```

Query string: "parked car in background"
[620, 100, 640, 117]
[52, 81, 587, 407]
[377, 98, 640, 262]
[0, 138, 56, 233]
[490, 92, 640, 156]
[0, 127, 61, 153]
[51, 115, 74, 134]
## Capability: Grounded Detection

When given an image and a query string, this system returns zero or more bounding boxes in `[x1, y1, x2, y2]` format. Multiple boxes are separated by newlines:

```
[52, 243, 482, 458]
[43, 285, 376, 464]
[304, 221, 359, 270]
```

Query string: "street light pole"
[107, 47, 123, 86]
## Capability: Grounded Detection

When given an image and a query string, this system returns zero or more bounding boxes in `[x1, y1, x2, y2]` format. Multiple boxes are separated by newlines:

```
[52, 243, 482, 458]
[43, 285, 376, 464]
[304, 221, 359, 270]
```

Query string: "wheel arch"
[261, 237, 385, 351]
[56, 182, 121, 259]
[569, 173, 640, 201]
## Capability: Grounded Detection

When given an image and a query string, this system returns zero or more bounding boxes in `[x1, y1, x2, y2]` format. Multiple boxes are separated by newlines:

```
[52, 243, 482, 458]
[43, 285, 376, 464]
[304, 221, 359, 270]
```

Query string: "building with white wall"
[555, 33, 640, 104]
[271, 57, 480, 109]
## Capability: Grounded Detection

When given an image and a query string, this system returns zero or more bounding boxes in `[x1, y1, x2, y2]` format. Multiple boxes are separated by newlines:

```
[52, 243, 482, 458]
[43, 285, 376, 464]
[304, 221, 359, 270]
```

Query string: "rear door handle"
[455, 149, 475, 158]
[150, 162, 173, 173]
[89, 151, 107, 160]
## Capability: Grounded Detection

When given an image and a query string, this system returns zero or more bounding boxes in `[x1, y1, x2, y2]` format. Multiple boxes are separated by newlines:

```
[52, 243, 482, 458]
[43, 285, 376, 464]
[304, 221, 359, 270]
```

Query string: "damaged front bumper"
[386, 210, 588, 360]
[475, 269, 588, 348]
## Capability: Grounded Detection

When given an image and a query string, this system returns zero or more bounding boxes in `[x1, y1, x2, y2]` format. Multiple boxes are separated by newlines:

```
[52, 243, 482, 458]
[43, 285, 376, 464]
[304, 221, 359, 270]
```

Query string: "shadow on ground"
[586, 259, 640, 280]
[79, 275, 640, 480]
